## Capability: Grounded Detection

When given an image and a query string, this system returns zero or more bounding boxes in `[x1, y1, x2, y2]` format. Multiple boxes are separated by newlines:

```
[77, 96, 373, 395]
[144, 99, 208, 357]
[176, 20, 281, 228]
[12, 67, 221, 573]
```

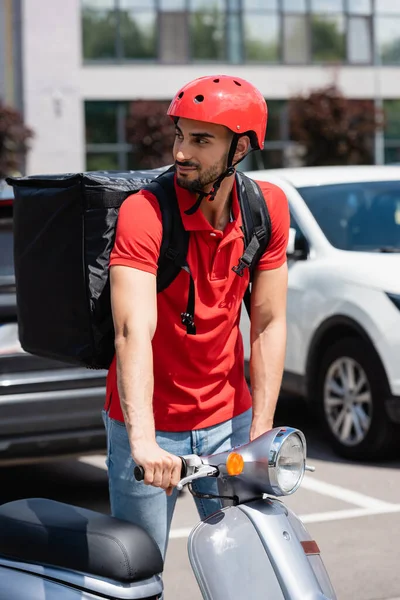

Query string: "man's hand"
[132, 441, 183, 496]
[250, 416, 274, 442]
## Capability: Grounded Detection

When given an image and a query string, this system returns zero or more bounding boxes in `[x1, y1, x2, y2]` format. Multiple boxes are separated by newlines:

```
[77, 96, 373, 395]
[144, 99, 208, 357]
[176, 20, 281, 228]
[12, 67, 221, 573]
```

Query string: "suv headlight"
[387, 293, 400, 311]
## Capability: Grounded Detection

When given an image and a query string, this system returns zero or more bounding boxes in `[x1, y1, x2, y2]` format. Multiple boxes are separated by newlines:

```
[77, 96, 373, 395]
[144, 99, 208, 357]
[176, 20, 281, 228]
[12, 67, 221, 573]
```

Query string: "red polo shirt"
[105, 175, 289, 431]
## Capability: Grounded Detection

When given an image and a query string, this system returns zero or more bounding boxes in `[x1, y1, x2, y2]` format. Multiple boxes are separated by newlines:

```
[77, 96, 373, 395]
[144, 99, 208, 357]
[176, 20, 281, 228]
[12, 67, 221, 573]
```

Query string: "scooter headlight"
[269, 430, 306, 496]
[275, 433, 305, 494]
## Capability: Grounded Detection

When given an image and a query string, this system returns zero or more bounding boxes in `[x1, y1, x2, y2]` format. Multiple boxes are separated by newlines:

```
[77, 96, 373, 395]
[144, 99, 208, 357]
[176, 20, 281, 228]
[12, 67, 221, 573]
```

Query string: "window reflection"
[348, 0, 372, 14]
[348, 16, 372, 63]
[190, 10, 226, 60]
[310, 0, 344, 13]
[243, 15, 279, 62]
[311, 15, 345, 62]
[81, 0, 378, 65]
[376, 17, 400, 64]
[283, 16, 308, 63]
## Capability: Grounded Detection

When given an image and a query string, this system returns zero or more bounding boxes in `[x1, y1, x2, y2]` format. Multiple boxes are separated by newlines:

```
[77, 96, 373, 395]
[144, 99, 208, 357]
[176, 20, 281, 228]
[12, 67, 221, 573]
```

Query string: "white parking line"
[301, 475, 397, 510]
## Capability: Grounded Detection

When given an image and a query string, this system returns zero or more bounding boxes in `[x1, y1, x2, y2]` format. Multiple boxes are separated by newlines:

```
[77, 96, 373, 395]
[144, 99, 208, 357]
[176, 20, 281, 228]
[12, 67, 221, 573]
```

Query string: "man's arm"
[110, 265, 181, 494]
[249, 262, 288, 441]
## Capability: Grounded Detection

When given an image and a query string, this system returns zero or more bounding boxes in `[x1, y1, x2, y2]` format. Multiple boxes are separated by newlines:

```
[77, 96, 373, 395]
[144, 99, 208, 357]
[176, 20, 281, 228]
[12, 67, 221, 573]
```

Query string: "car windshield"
[0, 182, 14, 278]
[297, 180, 400, 252]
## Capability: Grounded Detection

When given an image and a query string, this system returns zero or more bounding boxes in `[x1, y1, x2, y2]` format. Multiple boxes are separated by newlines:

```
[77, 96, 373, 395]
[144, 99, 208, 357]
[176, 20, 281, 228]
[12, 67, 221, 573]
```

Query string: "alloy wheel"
[323, 357, 373, 447]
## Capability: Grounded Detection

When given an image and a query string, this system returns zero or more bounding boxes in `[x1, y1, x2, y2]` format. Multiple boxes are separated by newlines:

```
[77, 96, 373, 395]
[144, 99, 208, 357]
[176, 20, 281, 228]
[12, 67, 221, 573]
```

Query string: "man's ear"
[234, 135, 251, 163]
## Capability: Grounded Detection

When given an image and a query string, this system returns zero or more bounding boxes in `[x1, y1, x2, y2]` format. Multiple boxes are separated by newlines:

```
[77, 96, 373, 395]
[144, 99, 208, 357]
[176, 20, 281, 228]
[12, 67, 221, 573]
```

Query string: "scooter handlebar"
[134, 457, 188, 482]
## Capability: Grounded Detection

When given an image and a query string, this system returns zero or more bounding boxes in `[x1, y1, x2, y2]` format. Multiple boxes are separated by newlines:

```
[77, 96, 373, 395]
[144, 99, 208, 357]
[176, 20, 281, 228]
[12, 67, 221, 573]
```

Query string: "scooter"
[0, 426, 337, 599]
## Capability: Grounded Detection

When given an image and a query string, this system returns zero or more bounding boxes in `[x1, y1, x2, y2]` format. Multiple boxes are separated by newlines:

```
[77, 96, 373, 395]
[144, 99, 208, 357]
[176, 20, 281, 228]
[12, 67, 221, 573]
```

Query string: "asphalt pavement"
[1, 395, 400, 600]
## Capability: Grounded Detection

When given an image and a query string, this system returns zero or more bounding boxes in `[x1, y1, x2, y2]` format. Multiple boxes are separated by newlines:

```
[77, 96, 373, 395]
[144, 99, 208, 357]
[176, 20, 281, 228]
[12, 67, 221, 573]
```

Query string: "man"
[103, 75, 290, 558]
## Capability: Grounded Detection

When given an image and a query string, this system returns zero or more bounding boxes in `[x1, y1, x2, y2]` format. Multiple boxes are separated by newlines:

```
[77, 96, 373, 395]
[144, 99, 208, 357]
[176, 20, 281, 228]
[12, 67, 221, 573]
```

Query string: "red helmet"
[167, 75, 267, 150]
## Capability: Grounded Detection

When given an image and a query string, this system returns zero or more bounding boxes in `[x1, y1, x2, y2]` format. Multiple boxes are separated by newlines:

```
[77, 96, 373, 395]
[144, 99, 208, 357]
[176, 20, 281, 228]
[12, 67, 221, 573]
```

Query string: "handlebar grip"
[134, 457, 188, 482]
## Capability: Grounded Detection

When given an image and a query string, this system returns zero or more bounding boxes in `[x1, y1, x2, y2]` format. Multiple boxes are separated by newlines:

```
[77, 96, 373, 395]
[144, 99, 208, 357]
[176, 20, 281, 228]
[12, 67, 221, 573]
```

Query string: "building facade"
[1, 0, 400, 174]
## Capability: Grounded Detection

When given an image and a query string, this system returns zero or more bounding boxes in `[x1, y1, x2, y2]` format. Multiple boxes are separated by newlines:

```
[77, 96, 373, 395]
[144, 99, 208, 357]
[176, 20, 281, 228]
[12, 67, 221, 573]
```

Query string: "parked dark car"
[0, 180, 107, 464]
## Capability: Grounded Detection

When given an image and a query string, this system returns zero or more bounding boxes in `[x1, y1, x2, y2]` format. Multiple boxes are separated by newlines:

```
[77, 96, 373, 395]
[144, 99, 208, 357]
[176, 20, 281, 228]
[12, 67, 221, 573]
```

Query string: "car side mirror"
[287, 227, 308, 260]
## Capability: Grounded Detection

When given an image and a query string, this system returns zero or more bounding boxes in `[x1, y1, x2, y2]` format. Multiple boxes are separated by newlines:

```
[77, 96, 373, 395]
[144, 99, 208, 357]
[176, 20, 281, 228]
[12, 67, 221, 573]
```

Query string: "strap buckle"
[232, 257, 251, 277]
[181, 312, 194, 327]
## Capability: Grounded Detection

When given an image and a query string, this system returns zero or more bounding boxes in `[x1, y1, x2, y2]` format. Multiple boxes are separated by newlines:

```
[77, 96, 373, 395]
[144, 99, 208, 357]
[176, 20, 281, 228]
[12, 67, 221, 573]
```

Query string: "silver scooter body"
[187, 427, 337, 599]
[0, 427, 337, 599]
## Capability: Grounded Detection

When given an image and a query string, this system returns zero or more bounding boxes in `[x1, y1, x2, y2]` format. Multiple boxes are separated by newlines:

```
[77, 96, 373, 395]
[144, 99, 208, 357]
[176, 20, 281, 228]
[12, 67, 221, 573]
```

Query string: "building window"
[348, 16, 372, 63]
[376, 17, 400, 65]
[242, 2, 279, 62]
[81, 0, 381, 65]
[384, 100, 400, 164]
[190, 1, 227, 61]
[85, 100, 175, 171]
[283, 15, 309, 64]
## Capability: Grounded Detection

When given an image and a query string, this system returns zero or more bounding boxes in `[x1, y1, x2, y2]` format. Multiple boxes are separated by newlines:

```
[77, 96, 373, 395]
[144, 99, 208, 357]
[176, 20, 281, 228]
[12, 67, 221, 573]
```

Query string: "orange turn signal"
[226, 452, 244, 476]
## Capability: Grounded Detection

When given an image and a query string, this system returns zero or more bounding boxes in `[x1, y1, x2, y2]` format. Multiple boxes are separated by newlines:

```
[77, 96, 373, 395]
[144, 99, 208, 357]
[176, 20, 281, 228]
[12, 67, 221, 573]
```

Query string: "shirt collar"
[174, 174, 243, 232]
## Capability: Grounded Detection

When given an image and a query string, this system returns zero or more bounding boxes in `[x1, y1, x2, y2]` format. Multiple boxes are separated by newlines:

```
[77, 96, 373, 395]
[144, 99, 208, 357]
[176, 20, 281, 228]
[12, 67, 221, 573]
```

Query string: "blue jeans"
[102, 408, 252, 558]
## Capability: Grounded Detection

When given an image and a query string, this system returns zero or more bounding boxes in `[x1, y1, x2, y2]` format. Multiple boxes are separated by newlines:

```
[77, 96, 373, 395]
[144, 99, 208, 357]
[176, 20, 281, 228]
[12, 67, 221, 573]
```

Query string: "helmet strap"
[184, 135, 241, 215]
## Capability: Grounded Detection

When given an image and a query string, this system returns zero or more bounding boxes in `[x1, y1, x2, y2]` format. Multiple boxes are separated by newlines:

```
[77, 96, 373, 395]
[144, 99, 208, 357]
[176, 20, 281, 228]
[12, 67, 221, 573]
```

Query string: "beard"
[175, 156, 227, 193]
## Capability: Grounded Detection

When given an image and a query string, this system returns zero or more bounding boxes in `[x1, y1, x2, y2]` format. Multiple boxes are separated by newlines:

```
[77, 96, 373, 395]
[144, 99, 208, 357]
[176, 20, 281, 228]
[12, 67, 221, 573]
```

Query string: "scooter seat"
[0, 498, 163, 583]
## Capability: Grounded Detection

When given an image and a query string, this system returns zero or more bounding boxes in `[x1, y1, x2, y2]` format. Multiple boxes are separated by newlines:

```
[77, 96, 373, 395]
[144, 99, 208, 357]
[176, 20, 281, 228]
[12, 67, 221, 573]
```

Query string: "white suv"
[243, 165, 400, 461]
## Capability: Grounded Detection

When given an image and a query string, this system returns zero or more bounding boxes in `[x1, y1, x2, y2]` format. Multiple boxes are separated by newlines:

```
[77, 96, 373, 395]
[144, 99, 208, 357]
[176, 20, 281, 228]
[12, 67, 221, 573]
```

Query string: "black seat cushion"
[0, 498, 163, 583]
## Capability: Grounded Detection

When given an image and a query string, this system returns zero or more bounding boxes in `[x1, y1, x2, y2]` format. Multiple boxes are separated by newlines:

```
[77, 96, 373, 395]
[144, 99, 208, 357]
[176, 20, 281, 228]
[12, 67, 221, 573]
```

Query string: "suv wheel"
[316, 337, 395, 460]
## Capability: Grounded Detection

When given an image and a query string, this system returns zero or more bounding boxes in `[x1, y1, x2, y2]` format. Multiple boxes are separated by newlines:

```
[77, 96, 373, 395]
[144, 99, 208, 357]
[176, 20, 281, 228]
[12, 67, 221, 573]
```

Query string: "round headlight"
[275, 433, 305, 494]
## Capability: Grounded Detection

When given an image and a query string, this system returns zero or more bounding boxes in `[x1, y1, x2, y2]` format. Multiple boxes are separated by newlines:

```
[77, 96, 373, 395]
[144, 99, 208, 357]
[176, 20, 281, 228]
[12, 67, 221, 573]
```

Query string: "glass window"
[348, 16, 372, 63]
[120, 11, 157, 59]
[375, 1, 400, 14]
[120, 0, 156, 6]
[385, 146, 400, 164]
[85, 102, 119, 144]
[190, 11, 226, 60]
[298, 181, 400, 251]
[282, 0, 307, 12]
[265, 100, 287, 141]
[347, 0, 372, 14]
[82, 0, 115, 8]
[159, 0, 186, 8]
[311, 15, 345, 62]
[243, 15, 279, 61]
[86, 153, 120, 171]
[310, 0, 343, 12]
[242, 0, 278, 9]
[376, 18, 400, 64]
[283, 15, 308, 63]
[160, 12, 188, 62]
[384, 100, 400, 140]
[82, 6, 117, 59]
[227, 0, 241, 9]
[190, 0, 225, 10]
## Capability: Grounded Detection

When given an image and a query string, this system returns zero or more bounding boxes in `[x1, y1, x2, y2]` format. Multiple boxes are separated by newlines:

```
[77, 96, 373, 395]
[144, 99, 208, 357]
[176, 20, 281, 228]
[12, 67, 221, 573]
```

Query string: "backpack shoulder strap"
[142, 170, 189, 294]
[234, 171, 272, 276]
[234, 171, 272, 318]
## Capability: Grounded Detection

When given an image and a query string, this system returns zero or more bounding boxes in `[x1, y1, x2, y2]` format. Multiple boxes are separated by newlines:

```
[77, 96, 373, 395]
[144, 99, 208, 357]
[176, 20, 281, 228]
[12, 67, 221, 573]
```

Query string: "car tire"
[316, 337, 396, 461]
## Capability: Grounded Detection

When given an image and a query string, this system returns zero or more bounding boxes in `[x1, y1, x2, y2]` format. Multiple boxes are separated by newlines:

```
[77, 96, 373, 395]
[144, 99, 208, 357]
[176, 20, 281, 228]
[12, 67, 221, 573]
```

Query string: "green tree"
[288, 85, 382, 166]
[311, 16, 345, 62]
[381, 39, 400, 65]
[82, 8, 117, 59]
[190, 10, 225, 60]
[119, 11, 156, 59]
[0, 100, 33, 178]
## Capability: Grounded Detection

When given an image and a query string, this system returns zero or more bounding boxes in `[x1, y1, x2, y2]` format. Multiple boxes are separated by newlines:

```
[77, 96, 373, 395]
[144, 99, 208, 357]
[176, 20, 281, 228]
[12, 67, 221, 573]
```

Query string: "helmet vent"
[194, 94, 204, 103]
[213, 78, 220, 83]
[178, 92, 184, 99]
[233, 80, 242, 86]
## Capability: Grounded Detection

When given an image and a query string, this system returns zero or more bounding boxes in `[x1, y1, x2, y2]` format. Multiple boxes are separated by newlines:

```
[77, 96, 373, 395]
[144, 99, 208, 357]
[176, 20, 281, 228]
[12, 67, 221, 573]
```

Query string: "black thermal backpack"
[7, 167, 271, 370]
